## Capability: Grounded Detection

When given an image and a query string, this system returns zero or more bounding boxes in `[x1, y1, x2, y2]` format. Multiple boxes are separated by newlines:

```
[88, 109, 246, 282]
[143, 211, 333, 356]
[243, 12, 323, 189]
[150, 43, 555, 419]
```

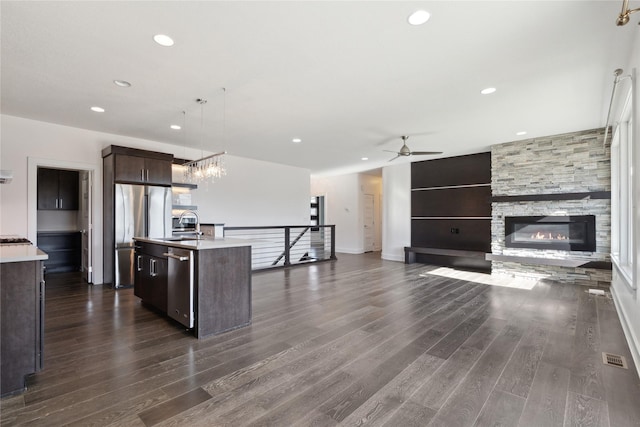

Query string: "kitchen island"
[0, 244, 48, 396]
[133, 237, 252, 339]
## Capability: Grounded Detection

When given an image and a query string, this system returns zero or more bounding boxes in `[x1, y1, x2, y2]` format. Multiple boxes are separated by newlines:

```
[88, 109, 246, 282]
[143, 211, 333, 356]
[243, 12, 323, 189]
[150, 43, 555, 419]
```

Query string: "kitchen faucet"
[179, 210, 202, 236]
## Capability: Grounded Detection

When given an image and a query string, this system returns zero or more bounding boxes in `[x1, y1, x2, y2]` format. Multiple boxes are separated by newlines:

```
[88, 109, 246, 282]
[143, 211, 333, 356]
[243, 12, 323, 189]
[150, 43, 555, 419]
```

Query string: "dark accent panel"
[195, 246, 252, 338]
[492, 191, 611, 202]
[412, 186, 491, 217]
[412, 152, 491, 189]
[411, 219, 491, 252]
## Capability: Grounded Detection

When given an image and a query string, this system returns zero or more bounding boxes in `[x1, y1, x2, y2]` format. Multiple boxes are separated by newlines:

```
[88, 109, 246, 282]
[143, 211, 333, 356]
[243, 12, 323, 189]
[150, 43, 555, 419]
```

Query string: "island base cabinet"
[195, 246, 252, 338]
[1, 260, 44, 397]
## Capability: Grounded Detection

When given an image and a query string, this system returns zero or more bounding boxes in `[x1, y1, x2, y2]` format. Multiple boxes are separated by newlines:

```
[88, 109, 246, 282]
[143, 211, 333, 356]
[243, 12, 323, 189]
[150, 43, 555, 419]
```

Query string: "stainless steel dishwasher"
[163, 247, 194, 328]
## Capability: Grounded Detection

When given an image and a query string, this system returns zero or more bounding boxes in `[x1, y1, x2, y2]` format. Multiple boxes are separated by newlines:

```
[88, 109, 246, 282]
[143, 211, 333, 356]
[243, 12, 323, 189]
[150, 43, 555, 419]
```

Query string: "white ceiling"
[1, 1, 637, 176]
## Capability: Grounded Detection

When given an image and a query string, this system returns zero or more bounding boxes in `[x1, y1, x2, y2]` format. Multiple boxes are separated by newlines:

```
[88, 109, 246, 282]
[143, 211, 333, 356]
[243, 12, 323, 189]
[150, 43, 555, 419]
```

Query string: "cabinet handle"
[55, 198, 59, 209]
[146, 169, 149, 181]
[150, 259, 157, 276]
[59, 198, 63, 209]
[163, 252, 189, 261]
[141, 169, 145, 181]
[136, 255, 142, 271]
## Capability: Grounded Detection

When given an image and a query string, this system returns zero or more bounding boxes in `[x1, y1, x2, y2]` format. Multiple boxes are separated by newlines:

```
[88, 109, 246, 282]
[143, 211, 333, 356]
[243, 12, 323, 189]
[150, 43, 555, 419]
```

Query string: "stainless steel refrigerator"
[114, 184, 171, 288]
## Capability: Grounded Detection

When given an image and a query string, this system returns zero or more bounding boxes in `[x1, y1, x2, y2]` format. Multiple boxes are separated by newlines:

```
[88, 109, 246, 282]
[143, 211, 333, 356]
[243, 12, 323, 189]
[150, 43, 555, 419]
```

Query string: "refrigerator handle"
[144, 194, 149, 237]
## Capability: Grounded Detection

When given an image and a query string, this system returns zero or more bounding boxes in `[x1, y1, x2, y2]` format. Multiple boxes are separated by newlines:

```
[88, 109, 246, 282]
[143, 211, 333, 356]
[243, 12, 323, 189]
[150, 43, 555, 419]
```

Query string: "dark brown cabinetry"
[133, 239, 252, 339]
[134, 242, 168, 312]
[1, 260, 44, 396]
[37, 168, 79, 210]
[114, 154, 172, 186]
[37, 231, 81, 273]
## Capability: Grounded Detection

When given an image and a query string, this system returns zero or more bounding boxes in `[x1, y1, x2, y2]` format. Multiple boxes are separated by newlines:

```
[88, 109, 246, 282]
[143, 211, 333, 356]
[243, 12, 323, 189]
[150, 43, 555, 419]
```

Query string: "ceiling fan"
[384, 136, 443, 161]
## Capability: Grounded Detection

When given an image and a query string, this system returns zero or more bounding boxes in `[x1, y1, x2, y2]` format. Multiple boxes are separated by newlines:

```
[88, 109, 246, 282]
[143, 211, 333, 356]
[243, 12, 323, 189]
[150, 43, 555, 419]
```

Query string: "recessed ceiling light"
[361, 157, 369, 161]
[113, 80, 131, 88]
[170, 125, 181, 130]
[90, 106, 105, 113]
[481, 87, 496, 95]
[153, 34, 174, 47]
[408, 10, 431, 25]
[516, 131, 527, 136]
[292, 138, 302, 143]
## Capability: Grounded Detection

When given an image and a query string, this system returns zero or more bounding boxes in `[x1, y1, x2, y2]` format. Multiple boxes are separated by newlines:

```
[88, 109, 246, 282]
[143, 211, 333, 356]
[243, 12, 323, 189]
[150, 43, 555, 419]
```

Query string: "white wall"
[310, 172, 383, 255]
[610, 29, 640, 375]
[191, 156, 309, 226]
[0, 114, 311, 284]
[311, 173, 362, 254]
[381, 163, 411, 262]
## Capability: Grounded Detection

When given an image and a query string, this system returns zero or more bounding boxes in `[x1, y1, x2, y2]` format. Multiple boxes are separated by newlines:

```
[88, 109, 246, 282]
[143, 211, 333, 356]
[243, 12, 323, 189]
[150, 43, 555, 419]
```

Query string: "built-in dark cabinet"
[37, 231, 81, 273]
[134, 243, 168, 313]
[1, 260, 44, 396]
[37, 168, 79, 210]
[113, 154, 172, 186]
[409, 152, 492, 271]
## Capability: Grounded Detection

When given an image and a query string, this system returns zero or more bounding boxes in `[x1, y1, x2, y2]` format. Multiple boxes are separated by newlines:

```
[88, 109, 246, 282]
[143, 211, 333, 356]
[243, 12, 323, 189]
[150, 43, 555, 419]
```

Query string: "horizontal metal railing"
[223, 225, 336, 270]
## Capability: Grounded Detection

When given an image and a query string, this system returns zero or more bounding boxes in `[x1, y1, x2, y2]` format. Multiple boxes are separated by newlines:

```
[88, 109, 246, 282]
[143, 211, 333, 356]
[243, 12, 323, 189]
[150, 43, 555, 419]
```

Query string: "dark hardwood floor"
[2, 253, 639, 426]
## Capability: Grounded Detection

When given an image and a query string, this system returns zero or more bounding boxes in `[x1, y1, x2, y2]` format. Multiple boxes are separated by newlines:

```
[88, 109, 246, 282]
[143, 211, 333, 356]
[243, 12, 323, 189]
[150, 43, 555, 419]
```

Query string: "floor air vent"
[602, 352, 628, 369]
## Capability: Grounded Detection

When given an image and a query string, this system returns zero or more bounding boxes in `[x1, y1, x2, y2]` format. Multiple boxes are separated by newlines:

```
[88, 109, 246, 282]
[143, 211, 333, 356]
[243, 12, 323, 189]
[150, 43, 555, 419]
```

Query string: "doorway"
[28, 158, 95, 284]
[364, 194, 375, 252]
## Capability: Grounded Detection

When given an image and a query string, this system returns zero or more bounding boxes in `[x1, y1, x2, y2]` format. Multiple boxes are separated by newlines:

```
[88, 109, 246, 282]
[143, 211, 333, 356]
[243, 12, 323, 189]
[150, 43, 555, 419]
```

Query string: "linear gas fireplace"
[505, 215, 596, 252]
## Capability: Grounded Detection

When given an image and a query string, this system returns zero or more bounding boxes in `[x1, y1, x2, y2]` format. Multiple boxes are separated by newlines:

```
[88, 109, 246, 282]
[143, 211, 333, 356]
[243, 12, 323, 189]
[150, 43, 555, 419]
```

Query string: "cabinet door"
[149, 256, 168, 312]
[114, 154, 145, 183]
[144, 158, 172, 186]
[134, 253, 152, 302]
[37, 168, 59, 210]
[57, 170, 79, 210]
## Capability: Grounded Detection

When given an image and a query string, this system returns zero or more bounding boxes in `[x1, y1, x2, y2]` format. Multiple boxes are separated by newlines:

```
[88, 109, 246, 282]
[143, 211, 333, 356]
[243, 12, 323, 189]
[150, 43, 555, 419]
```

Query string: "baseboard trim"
[381, 252, 404, 262]
[610, 285, 640, 379]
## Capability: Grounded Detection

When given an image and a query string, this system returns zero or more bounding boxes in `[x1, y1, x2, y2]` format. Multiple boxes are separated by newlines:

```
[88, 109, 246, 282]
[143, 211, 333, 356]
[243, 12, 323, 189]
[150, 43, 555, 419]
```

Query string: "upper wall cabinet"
[102, 146, 173, 187]
[114, 154, 172, 186]
[37, 168, 79, 210]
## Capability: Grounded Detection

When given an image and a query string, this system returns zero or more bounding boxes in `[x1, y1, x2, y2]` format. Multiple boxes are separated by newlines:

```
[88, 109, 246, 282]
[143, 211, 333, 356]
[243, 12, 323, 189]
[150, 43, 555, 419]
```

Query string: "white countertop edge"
[134, 237, 255, 250]
[0, 246, 49, 263]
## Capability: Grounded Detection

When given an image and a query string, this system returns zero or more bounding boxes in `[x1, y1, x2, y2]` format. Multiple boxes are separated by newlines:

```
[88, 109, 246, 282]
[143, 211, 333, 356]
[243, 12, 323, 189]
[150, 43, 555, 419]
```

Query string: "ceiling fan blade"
[388, 155, 400, 162]
[383, 150, 400, 154]
[410, 151, 443, 155]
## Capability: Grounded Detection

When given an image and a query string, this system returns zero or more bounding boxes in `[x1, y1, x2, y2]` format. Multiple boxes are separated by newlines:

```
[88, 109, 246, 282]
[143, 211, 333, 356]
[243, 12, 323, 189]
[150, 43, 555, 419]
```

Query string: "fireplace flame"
[531, 231, 568, 240]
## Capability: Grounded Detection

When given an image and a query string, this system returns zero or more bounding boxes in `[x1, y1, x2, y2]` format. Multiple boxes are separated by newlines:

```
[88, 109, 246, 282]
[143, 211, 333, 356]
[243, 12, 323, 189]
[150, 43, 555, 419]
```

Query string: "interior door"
[80, 171, 93, 283]
[364, 194, 375, 252]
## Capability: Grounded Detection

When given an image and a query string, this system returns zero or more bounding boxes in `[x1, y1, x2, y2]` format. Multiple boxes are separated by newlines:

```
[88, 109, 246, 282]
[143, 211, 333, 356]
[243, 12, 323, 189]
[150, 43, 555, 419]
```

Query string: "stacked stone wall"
[491, 128, 611, 286]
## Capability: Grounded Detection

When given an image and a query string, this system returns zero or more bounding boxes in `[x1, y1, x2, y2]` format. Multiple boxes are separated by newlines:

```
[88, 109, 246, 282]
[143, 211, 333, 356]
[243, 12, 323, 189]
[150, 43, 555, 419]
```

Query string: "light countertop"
[0, 245, 49, 263]
[134, 236, 255, 251]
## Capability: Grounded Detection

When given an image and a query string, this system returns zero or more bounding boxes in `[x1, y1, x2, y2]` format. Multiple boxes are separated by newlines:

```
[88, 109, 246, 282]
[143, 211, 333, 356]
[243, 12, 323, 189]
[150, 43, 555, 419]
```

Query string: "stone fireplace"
[490, 128, 611, 286]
